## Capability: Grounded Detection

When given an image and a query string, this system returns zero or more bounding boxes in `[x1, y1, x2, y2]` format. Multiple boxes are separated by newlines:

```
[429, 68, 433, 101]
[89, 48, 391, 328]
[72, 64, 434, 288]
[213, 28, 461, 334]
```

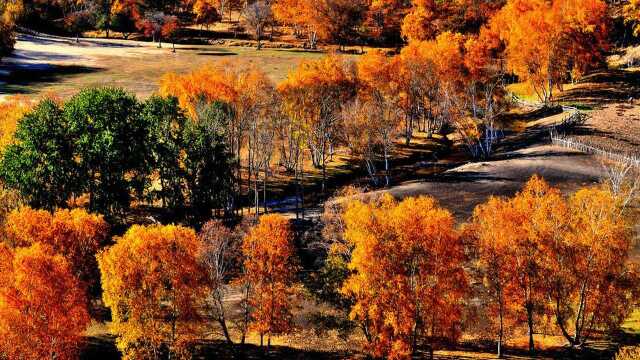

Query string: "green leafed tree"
[0, 99, 81, 210]
[63, 87, 149, 217]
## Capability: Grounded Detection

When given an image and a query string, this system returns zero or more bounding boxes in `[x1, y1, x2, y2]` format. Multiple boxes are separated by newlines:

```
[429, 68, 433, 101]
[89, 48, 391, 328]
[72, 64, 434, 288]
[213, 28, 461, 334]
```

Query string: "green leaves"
[0, 89, 235, 221]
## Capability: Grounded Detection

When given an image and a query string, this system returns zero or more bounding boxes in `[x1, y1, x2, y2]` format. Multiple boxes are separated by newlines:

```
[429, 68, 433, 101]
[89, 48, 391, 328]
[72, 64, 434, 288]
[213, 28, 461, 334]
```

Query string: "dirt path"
[373, 144, 604, 220]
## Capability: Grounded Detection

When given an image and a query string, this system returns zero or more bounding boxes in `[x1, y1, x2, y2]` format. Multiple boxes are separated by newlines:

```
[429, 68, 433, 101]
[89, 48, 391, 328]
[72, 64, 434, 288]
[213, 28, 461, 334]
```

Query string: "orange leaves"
[159, 64, 238, 117]
[469, 176, 639, 349]
[0, 243, 89, 360]
[4, 207, 108, 288]
[160, 63, 275, 121]
[279, 55, 357, 103]
[242, 214, 297, 339]
[486, 0, 608, 102]
[341, 194, 467, 359]
[98, 224, 210, 358]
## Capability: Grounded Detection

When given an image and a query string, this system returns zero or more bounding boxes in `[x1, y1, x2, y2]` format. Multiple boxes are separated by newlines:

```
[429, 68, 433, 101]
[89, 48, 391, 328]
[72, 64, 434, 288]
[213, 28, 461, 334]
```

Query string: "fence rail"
[551, 135, 640, 167]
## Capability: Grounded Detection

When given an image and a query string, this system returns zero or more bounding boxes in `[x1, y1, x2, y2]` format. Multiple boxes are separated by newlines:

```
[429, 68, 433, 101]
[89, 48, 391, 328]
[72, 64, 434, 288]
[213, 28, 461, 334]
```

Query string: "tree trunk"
[263, 162, 268, 214]
[527, 303, 535, 353]
[498, 287, 504, 358]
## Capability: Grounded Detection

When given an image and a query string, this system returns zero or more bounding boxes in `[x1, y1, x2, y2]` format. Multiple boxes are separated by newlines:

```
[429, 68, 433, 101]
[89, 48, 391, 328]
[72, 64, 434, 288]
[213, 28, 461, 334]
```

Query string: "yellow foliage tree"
[98, 224, 210, 359]
[341, 194, 467, 360]
[0, 96, 30, 151]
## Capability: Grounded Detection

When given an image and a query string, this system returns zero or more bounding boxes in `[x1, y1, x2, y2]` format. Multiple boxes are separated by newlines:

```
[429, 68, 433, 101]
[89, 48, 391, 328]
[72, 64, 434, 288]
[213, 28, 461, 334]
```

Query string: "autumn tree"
[98, 224, 210, 359]
[4, 206, 109, 292]
[242, 214, 297, 348]
[390, 32, 466, 143]
[278, 55, 358, 196]
[341, 194, 467, 359]
[272, 0, 367, 49]
[243, 1, 272, 50]
[0, 0, 23, 61]
[548, 187, 639, 347]
[471, 177, 640, 354]
[0, 243, 90, 360]
[193, 0, 221, 30]
[0, 96, 30, 151]
[364, 0, 410, 44]
[341, 98, 399, 186]
[64, 2, 95, 43]
[162, 15, 180, 52]
[198, 219, 242, 344]
[467, 196, 522, 358]
[625, 0, 640, 37]
[356, 50, 403, 184]
[487, 0, 608, 103]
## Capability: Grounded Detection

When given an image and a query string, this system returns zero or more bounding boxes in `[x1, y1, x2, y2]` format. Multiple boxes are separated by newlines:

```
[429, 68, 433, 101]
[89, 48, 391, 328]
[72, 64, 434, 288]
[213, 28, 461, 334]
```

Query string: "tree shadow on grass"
[192, 340, 353, 360]
[558, 69, 640, 105]
[81, 336, 120, 360]
[82, 337, 355, 360]
[0, 63, 102, 94]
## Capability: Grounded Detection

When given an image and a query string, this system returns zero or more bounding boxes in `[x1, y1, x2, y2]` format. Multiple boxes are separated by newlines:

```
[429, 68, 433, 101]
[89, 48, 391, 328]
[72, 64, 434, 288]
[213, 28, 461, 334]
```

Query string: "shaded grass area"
[0, 64, 102, 95]
[81, 337, 353, 360]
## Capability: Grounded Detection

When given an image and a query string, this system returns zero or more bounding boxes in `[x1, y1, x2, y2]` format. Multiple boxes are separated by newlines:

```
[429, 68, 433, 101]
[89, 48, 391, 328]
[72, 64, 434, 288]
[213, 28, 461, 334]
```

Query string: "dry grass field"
[0, 32, 330, 100]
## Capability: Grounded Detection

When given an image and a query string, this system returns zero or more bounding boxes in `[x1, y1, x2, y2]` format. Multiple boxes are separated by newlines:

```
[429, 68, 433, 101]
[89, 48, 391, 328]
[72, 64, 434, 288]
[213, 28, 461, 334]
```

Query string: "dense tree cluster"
[0, 89, 234, 220]
[0, 173, 635, 360]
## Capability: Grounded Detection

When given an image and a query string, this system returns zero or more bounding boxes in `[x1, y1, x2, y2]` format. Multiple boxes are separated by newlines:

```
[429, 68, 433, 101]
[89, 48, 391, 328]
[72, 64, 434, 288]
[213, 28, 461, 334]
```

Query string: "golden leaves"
[341, 194, 467, 359]
[97, 224, 210, 358]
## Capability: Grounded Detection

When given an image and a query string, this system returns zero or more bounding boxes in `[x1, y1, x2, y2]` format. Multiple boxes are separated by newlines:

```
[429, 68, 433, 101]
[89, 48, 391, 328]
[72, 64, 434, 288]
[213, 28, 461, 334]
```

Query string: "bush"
[616, 346, 640, 360]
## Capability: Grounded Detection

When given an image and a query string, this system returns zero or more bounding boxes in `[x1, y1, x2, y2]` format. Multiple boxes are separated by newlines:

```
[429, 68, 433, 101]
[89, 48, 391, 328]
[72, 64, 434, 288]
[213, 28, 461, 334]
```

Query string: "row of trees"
[155, 0, 608, 210]
[0, 89, 234, 220]
[0, 176, 636, 359]
[0, 206, 297, 359]
[13, 0, 626, 52]
[321, 176, 639, 359]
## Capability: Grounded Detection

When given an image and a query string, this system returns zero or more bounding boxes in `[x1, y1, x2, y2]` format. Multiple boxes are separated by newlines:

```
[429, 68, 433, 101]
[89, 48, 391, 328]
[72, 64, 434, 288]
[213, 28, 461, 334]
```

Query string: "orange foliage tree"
[272, 0, 367, 49]
[98, 224, 210, 359]
[278, 55, 357, 195]
[396, 32, 466, 142]
[4, 206, 108, 291]
[469, 176, 639, 354]
[0, 242, 89, 360]
[341, 194, 467, 359]
[488, 0, 608, 103]
[242, 214, 297, 348]
[548, 187, 639, 347]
